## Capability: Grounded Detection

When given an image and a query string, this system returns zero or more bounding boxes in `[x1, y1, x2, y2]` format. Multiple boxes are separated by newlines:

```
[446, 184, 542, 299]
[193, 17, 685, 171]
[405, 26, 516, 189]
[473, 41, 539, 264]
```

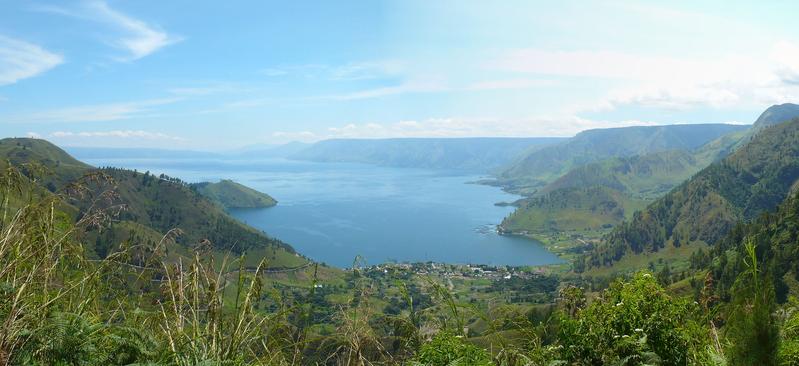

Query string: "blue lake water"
[82, 157, 561, 268]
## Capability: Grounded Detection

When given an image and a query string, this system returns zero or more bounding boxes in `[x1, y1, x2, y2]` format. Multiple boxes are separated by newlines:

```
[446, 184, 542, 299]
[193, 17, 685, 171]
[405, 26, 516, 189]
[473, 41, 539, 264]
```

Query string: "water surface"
[82, 157, 561, 268]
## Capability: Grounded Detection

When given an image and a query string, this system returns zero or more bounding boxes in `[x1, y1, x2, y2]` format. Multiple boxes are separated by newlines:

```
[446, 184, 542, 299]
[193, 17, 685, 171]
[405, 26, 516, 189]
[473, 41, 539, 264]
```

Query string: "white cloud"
[466, 78, 559, 91]
[0, 35, 63, 85]
[319, 79, 448, 101]
[26, 132, 42, 138]
[261, 61, 404, 81]
[168, 83, 250, 96]
[773, 41, 799, 85]
[90, 1, 182, 60]
[36, 1, 180, 61]
[10, 98, 179, 123]
[489, 42, 799, 112]
[329, 61, 405, 81]
[50, 130, 183, 141]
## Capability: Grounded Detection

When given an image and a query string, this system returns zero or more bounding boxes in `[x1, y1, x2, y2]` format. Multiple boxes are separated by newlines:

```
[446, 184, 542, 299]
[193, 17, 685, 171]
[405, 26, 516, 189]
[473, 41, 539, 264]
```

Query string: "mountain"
[290, 137, 565, 172]
[0, 138, 301, 268]
[753, 103, 799, 129]
[730, 103, 799, 151]
[499, 124, 750, 188]
[0, 138, 92, 190]
[539, 125, 752, 200]
[191, 179, 277, 209]
[586, 117, 799, 269]
[498, 127, 752, 245]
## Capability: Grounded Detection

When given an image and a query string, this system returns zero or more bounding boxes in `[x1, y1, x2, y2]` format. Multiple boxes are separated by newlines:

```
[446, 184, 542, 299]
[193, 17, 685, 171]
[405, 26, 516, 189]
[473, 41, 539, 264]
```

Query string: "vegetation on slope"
[0, 138, 299, 269]
[586, 117, 799, 269]
[0, 137, 91, 190]
[502, 186, 647, 234]
[542, 149, 717, 200]
[5, 146, 799, 364]
[500, 123, 749, 188]
[192, 179, 277, 209]
[78, 168, 293, 256]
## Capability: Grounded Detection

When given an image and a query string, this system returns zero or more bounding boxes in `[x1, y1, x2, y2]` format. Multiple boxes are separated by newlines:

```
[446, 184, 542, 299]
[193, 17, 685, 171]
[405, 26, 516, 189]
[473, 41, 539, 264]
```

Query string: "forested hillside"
[587, 117, 799, 268]
[191, 179, 277, 209]
[500, 123, 749, 188]
[0, 138, 300, 268]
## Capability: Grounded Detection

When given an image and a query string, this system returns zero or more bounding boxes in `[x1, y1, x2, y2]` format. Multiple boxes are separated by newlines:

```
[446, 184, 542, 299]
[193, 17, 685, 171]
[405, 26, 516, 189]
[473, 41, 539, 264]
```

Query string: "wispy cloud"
[89, 0, 181, 60]
[491, 41, 799, 112]
[261, 60, 404, 81]
[9, 98, 179, 123]
[0, 35, 63, 85]
[318, 79, 448, 101]
[50, 130, 183, 141]
[168, 82, 251, 96]
[329, 61, 405, 81]
[465, 78, 559, 91]
[35, 0, 181, 61]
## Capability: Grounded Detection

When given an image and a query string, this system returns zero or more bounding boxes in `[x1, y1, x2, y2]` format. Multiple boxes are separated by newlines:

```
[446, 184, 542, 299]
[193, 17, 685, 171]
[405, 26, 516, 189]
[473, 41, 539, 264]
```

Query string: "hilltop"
[191, 179, 277, 209]
[0, 138, 92, 190]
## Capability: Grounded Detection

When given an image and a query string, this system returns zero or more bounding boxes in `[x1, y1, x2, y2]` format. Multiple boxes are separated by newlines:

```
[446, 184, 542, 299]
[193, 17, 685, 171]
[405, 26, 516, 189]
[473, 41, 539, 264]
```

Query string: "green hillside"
[0, 138, 91, 190]
[0, 138, 302, 269]
[499, 123, 749, 190]
[501, 186, 647, 234]
[587, 117, 799, 269]
[192, 179, 277, 209]
[541, 149, 704, 200]
[703, 191, 799, 303]
[81, 168, 292, 255]
[499, 126, 750, 253]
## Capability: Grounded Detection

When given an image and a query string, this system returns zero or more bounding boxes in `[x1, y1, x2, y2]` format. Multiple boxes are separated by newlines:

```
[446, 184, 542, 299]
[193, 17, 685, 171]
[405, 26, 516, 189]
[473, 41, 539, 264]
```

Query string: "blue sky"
[2, 0, 799, 149]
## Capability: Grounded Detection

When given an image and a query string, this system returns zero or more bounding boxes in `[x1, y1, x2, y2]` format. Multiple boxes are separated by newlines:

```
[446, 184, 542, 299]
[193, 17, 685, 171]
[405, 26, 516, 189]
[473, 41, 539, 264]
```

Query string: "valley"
[5, 104, 799, 364]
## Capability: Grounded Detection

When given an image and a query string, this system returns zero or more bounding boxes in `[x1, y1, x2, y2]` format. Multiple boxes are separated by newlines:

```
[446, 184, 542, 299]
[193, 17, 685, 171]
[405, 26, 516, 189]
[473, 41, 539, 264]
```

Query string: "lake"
[82, 157, 561, 268]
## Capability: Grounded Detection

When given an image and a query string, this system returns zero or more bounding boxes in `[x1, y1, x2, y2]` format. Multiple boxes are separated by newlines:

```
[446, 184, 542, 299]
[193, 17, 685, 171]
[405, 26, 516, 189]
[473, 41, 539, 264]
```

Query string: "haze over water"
[82, 157, 561, 268]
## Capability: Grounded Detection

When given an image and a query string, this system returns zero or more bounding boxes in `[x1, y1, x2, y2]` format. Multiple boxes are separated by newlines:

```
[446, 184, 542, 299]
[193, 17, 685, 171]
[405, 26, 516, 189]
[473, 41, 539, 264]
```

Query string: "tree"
[725, 238, 779, 366]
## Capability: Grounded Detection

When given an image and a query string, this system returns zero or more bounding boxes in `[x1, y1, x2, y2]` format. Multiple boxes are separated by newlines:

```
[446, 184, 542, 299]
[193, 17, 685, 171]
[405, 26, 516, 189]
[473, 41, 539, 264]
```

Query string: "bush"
[557, 272, 710, 365]
[412, 332, 493, 366]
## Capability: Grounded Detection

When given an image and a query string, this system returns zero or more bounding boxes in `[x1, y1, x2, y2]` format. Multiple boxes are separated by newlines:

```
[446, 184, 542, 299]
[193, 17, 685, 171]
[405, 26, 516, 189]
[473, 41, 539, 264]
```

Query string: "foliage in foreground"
[3, 164, 799, 365]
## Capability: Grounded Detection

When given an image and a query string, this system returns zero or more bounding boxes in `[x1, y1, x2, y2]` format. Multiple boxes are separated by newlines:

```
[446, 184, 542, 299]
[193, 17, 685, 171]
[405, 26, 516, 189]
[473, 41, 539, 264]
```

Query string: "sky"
[2, 0, 799, 149]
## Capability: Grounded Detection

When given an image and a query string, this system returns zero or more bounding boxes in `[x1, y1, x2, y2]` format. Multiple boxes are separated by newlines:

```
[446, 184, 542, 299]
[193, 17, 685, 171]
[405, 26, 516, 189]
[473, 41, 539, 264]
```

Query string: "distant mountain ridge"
[290, 137, 566, 172]
[500, 123, 751, 188]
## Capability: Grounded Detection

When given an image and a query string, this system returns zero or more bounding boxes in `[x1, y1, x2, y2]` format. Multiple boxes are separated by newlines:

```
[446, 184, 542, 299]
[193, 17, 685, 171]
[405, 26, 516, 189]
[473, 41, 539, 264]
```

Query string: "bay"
[82, 157, 562, 268]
